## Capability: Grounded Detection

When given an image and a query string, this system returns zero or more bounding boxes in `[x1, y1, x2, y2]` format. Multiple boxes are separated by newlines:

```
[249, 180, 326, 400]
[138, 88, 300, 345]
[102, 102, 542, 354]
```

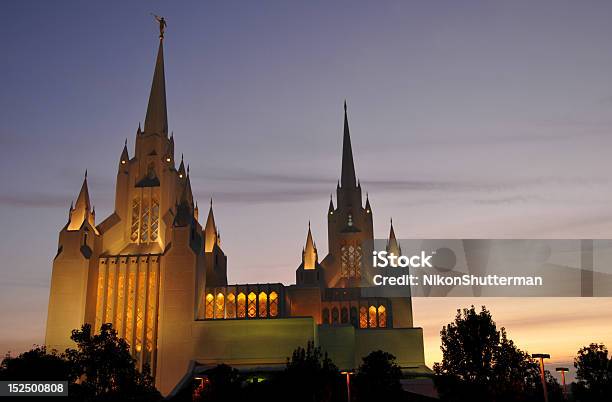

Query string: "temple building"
[45, 30, 427, 396]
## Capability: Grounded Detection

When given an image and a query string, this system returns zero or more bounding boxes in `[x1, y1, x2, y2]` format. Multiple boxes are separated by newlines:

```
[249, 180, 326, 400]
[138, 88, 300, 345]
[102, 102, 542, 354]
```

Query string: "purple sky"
[2, 1, 612, 379]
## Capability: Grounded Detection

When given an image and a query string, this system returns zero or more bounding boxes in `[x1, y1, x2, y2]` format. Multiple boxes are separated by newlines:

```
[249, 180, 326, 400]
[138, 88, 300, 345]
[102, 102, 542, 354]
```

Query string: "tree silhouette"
[573, 343, 612, 401]
[433, 305, 559, 402]
[353, 350, 402, 401]
[65, 323, 160, 401]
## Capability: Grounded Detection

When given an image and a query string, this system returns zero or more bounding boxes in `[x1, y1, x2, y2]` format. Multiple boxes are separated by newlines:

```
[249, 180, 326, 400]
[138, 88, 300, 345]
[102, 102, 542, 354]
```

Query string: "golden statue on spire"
[152, 14, 167, 39]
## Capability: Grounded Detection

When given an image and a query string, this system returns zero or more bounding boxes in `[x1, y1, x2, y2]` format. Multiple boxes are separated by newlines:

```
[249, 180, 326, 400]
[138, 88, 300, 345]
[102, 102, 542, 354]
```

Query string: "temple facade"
[45, 32, 426, 396]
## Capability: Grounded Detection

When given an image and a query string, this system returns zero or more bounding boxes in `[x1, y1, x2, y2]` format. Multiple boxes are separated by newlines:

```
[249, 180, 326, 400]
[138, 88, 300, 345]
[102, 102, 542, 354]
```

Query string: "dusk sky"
[2, 1, 612, 380]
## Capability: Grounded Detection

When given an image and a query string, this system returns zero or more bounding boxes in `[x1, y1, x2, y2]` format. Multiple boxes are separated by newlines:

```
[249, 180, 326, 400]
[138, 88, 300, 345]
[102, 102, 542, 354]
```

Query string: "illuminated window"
[237, 293, 246, 318]
[332, 307, 339, 324]
[258, 292, 267, 318]
[215, 293, 225, 319]
[378, 305, 387, 328]
[341, 307, 348, 324]
[269, 291, 278, 317]
[247, 292, 256, 318]
[135, 267, 147, 354]
[226, 293, 236, 318]
[368, 306, 377, 328]
[145, 267, 157, 351]
[150, 199, 159, 241]
[205, 293, 214, 319]
[359, 306, 367, 328]
[322, 308, 330, 324]
[341, 244, 362, 278]
[140, 198, 150, 242]
[125, 265, 136, 343]
[130, 198, 140, 242]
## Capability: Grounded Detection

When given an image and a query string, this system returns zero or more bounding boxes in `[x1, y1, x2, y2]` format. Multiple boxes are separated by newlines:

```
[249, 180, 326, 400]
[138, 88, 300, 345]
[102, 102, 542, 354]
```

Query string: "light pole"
[555, 367, 569, 397]
[340, 371, 354, 402]
[532, 354, 550, 402]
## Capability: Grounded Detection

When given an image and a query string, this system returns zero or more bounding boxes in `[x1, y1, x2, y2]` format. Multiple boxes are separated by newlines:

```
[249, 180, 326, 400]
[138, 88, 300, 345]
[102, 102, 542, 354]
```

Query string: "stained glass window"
[205, 293, 214, 319]
[378, 305, 387, 328]
[368, 305, 377, 328]
[247, 292, 256, 318]
[359, 306, 367, 328]
[341, 244, 362, 278]
[258, 292, 267, 318]
[215, 293, 225, 319]
[269, 292, 278, 317]
[130, 198, 140, 242]
[226, 293, 236, 318]
[237, 293, 246, 318]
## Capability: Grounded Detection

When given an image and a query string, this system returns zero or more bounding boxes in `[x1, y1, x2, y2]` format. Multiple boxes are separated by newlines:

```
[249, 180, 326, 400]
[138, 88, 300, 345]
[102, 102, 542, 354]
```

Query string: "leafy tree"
[65, 323, 160, 401]
[281, 341, 340, 402]
[433, 306, 558, 402]
[0, 346, 73, 382]
[353, 350, 402, 401]
[572, 343, 612, 401]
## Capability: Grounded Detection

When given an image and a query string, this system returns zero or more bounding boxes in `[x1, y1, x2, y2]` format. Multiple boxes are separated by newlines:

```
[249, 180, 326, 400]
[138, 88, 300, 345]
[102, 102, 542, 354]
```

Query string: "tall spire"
[341, 100, 357, 188]
[302, 221, 318, 270]
[144, 37, 168, 136]
[204, 199, 218, 252]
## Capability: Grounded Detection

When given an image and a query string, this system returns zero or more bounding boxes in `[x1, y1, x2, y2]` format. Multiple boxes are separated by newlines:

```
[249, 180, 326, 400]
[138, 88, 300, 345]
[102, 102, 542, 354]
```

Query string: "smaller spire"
[204, 199, 218, 252]
[178, 155, 186, 178]
[365, 192, 371, 212]
[387, 218, 401, 256]
[302, 222, 318, 270]
[194, 201, 199, 221]
[119, 140, 129, 167]
[328, 194, 335, 215]
[68, 172, 94, 231]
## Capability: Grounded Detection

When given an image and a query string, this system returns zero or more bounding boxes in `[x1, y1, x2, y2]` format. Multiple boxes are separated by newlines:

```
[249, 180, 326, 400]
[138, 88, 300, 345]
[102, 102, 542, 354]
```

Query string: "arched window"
[378, 305, 387, 328]
[368, 306, 377, 328]
[350, 307, 358, 328]
[332, 307, 339, 324]
[215, 293, 225, 319]
[359, 306, 367, 328]
[205, 293, 214, 319]
[322, 308, 330, 324]
[237, 293, 246, 318]
[258, 292, 268, 318]
[247, 292, 257, 318]
[226, 293, 236, 319]
[341, 307, 348, 324]
[269, 291, 278, 317]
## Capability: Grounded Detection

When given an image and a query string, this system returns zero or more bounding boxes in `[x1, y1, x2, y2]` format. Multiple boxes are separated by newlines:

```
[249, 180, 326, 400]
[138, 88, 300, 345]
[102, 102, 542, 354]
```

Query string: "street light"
[555, 367, 569, 397]
[340, 371, 354, 402]
[532, 354, 550, 402]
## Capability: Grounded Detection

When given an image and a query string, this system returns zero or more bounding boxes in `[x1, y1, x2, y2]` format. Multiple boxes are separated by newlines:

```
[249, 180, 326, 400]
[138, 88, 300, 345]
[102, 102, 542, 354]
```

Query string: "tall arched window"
[341, 307, 348, 324]
[205, 293, 214, 319]
[359, 306, 367, 328]
[368, 306, 377, 328]
[247, 292, 257, 318]
[226, 293, 236, 319]
[378, 305, 387, 328]
[332, 307, 339, 324]
[269, 291, 278, 317]
[237, 293, 246, 318]
[258, 292, 268, 318]
[322, 308, 330, 324]
[215, 293, 225, 319]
